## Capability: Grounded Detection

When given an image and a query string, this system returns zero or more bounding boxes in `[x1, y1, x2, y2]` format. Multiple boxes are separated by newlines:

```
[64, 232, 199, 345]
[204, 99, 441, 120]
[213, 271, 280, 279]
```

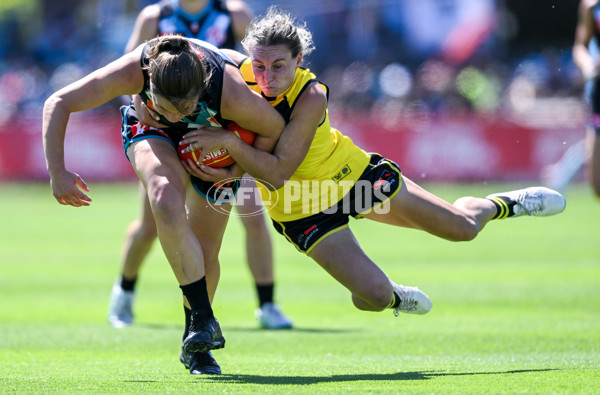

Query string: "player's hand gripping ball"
[179, 122, 256, 168]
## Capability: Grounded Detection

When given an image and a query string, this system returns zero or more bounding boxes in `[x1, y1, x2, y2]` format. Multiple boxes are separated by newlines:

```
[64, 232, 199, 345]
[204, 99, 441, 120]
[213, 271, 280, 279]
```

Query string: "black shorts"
[271, 153, 402, 254]
[120, 105, 238, 205]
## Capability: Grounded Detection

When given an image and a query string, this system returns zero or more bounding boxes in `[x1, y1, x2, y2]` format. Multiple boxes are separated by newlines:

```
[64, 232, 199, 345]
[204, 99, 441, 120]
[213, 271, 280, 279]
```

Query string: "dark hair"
[242, 7, 314, 62]
[145, 35, 209, 112]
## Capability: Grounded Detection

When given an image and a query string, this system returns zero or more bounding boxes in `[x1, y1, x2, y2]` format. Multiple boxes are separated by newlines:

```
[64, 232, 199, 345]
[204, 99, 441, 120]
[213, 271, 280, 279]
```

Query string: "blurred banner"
[0, 112, 133, 181]
[0, 111, 584, 182]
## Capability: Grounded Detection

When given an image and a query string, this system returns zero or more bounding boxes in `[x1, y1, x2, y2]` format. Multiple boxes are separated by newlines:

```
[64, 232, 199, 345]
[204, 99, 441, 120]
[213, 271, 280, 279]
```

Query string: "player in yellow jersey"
[177, 7, 567, 318]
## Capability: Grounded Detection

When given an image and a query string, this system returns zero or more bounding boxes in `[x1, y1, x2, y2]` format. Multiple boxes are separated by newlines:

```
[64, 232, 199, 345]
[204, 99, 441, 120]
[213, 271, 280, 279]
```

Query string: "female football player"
[43, 35, 284, 375]
[178, 7, 566, 320]
[109, 0, 293, 339]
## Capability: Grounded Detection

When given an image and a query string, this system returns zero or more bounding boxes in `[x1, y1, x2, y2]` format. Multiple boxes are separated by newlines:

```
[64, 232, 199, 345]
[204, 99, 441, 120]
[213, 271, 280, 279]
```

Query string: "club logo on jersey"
[332, 165, 351, 183]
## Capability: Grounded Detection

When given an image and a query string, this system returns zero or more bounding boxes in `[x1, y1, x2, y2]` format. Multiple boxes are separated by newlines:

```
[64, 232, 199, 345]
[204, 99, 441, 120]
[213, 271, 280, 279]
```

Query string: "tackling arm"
[183, 81, 327, 189]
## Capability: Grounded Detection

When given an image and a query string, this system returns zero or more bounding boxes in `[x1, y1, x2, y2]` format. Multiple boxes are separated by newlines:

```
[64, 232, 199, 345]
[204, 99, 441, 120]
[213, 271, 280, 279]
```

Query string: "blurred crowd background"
[0, 0, 587, 181]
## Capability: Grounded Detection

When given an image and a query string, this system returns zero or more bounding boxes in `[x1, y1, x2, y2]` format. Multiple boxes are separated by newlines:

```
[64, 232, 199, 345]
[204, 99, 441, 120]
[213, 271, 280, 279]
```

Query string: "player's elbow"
[43, 94, 66, 119]
[43, 94, 60, 111]
[260, 165, 295, 191]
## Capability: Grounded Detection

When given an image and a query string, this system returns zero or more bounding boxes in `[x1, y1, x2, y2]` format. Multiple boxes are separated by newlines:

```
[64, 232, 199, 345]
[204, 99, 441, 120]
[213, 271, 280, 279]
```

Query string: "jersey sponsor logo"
[332, 164, 351, 183]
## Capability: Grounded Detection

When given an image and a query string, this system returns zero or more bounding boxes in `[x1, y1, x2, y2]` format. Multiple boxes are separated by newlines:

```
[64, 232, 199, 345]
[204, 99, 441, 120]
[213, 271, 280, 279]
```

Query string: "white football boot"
[391, 282, 432, 316]
[108, 282, 134, 328]
[486, 186, 566, 217]
[255, 302, 293, 329]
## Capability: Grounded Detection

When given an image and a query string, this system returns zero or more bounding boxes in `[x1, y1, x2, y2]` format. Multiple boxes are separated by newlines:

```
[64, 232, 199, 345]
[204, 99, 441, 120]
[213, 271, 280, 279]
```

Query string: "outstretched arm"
[43, 51, 144, 206]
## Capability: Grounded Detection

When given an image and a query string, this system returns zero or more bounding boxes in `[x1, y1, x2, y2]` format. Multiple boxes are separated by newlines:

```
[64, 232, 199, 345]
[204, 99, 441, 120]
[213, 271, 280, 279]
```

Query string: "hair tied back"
[160, 36, 187, 53]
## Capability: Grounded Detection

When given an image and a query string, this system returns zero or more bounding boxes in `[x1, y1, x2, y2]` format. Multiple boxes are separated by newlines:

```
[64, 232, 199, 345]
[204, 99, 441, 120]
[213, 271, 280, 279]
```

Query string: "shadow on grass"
[223, 326, 361, 334]
[203, 369, 559, 385]
[134, 324, 359, 334]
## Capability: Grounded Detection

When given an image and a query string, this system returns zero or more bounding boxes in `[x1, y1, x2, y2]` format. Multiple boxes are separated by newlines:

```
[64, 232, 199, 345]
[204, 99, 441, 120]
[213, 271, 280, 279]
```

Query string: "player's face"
[149, 90, 196, 123]
[250, 45, 301, 97]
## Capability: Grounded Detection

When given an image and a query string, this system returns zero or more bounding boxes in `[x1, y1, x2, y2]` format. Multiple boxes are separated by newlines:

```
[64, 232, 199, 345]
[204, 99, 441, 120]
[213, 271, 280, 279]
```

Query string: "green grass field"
[1, 182, 598, 394]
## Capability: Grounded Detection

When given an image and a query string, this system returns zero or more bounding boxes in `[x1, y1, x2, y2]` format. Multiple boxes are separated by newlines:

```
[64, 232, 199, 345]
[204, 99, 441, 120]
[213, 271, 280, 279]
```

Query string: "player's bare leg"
[129, 138, 223, 354]
[363, 176, 565, 239]
[236, 175, 293, 329]
[187, 190, 232, 302]
[309, 228, 431, 315]
[121, 184, 157, 279]
[362, 177, 495, 241]
[108, 183, 156, 327]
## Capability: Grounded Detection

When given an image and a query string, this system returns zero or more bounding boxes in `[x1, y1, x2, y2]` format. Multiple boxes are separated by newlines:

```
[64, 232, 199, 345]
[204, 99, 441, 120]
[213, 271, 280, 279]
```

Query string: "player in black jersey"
[109, 0, 293, 341]
[43, 35, 285, 375]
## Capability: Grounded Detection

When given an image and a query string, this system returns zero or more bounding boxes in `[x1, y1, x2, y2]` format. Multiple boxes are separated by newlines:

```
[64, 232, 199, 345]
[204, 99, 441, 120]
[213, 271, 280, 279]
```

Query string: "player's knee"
[370, 295, 391, 311]
[148, 183, 185, 224]
[445, 214, 479, 242]
[454, 222, 479, 242]
[353, 283, 393, 311]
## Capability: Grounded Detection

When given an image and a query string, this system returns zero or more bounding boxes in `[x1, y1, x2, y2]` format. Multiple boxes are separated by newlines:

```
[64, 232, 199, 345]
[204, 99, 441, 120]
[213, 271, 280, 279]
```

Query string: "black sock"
[120, 275, 137, 292]
[179, 277, 213, 317]
[389, 290, 401, 309]
[488, 196, 515, 220]
[256, 283, 274, 307]
[182, 305, 192, 342]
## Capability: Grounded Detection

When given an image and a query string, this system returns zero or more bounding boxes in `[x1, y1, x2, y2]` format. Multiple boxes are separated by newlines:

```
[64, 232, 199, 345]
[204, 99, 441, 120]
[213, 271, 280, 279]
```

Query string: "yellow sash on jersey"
[239, 59, 371, 221]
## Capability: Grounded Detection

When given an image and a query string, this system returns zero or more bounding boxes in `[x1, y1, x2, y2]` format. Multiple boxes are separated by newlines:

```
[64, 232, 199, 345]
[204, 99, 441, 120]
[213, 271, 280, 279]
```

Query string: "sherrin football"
[179, 122, 256, 168]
